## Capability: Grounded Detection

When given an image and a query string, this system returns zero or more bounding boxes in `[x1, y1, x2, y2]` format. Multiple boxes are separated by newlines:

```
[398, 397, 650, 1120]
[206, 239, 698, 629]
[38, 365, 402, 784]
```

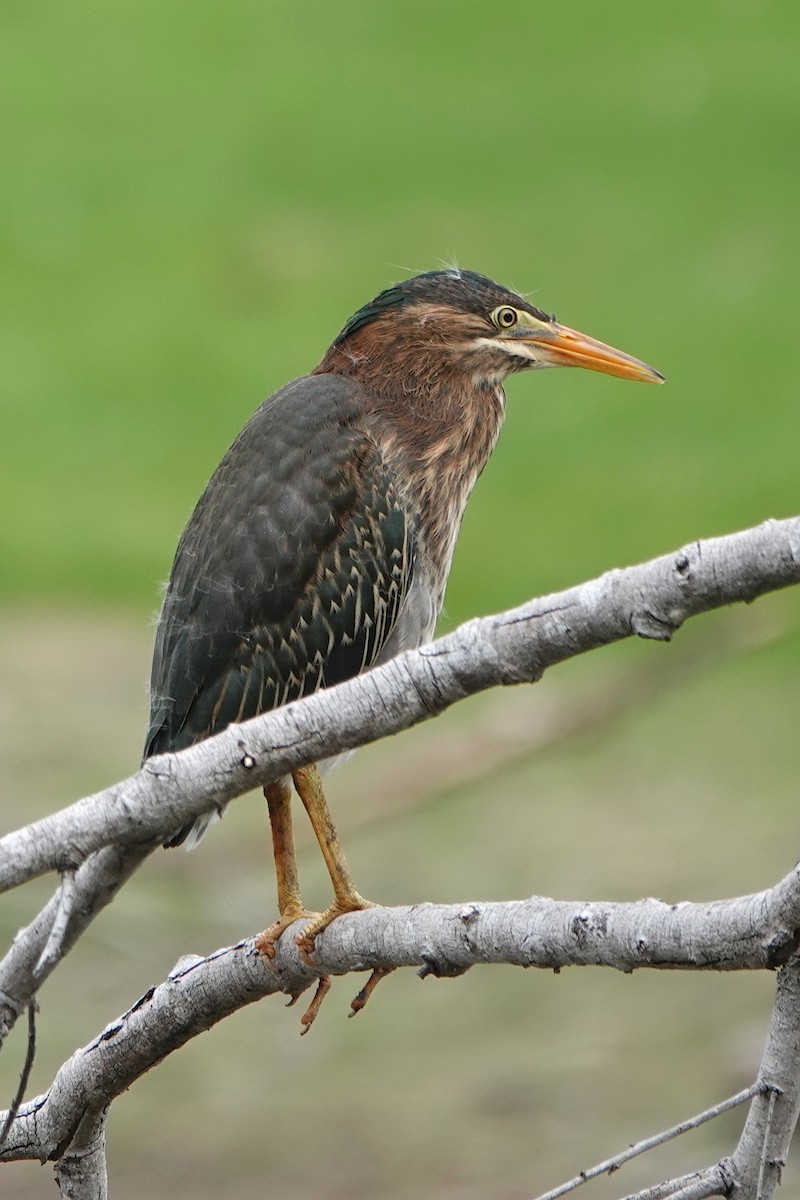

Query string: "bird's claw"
[258, 897, 380, 1031]
[255, 908, 316, 960]
[297, 976, 332, 1034]
[349, 966, 395, 1018]
[294, 893, 377, 962]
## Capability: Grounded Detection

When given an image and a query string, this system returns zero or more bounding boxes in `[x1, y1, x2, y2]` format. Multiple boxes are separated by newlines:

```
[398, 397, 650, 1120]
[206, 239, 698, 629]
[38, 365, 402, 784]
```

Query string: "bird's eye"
[492, 306, 518, 330]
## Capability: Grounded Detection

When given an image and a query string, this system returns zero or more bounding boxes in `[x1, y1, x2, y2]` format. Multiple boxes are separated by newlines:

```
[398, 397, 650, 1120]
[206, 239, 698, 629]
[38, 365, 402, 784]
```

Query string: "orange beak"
[517, 321, 664, 384]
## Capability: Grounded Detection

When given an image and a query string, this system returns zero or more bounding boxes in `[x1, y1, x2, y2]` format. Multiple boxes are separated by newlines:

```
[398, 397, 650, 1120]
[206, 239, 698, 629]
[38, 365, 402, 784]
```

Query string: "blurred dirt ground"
[1, 597, 800, 1199]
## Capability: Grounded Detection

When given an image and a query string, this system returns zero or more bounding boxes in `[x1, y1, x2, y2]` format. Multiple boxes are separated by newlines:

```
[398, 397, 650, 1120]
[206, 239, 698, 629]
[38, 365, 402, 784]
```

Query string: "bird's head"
[318, 269, 664, 391]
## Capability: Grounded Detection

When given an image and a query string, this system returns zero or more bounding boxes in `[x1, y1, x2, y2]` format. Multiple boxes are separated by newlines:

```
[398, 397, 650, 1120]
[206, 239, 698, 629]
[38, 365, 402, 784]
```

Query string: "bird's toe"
[255, 907, 316, 960]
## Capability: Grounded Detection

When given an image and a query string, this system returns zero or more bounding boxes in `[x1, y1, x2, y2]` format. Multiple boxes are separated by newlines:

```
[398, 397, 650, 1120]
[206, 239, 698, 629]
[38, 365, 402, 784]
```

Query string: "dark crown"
[333, 269, 552, 345]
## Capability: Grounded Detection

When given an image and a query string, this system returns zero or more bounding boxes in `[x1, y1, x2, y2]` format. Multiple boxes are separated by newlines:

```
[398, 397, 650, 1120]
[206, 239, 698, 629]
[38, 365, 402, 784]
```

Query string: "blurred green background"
[2, 1, 799, 1197]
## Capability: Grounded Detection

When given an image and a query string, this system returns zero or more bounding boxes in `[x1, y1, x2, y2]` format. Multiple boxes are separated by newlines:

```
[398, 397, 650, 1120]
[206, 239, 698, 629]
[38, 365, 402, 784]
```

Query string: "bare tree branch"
[52, 1106, 108, 1200]
[1, 605, 774, 1050]
[731, 956, 800, 1198]
[1, 516, 798, 896]
[534, 953, 800, 1200]
[0, 844, 152, 1047]
[35, 869, 78, 976]
[625, 1163, 736, 1200]
[3, 878, 800, 1167]
[618, 1164, 735, 1200]
[533, 1086, 764, 1200]
[0, 999, 36, 1146]
[1, 515, 799, 1192]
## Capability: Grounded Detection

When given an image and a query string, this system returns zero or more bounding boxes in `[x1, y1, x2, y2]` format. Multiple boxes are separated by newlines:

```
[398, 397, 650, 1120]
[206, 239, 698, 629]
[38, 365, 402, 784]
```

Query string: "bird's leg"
[292, 764, 375, 958]
[255, 779, 314, 960]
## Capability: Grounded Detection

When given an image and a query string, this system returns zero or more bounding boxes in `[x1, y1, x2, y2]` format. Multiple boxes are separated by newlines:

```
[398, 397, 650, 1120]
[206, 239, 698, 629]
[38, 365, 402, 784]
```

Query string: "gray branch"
[1, 515, 798, 1049]
[1, 514, 800, 1196]
[0, 844, 152, 1046]
[2, 889, 800, 1196]
[1, 516, 799, 896]
[534, 1084, 761, 1200]
[731, 956, 800, 1197]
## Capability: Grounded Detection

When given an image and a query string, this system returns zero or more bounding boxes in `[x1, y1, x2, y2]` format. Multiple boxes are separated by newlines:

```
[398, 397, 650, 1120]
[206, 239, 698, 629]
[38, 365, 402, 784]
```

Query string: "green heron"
[144, 269, 662, 962]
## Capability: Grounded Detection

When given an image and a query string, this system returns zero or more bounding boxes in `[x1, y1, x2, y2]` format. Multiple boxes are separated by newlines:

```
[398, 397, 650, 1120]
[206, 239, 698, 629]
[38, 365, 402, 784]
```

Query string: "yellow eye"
[492, 305, 518, 330]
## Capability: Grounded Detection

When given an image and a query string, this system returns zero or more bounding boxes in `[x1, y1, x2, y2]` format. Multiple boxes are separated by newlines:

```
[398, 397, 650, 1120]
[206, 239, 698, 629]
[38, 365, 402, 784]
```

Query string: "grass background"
[2, 1, 800, 1197]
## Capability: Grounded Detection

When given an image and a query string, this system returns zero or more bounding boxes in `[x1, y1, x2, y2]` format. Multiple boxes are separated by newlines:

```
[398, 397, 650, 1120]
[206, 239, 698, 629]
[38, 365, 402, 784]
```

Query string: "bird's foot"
[255, 906, 317, 960]
[256, 895, 380, 1033]
[349, 966, 396, 1018]
[257, 908, 334, 1034]
[290, 961, 392, 1034]
[295, 892, 377, 965]
[286, 975, 333, 1035]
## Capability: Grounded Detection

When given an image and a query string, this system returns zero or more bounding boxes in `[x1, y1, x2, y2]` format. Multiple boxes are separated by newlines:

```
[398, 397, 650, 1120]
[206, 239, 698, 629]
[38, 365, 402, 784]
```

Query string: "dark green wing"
[144, 373, 413, 781]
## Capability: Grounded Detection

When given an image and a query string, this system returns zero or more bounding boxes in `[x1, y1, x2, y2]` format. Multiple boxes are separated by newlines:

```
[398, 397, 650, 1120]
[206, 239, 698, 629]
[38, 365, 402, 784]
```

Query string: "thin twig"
[533, 1086, 762, 1200]
[34, 867, 77, 978]
[0, 1000, 37, 1148]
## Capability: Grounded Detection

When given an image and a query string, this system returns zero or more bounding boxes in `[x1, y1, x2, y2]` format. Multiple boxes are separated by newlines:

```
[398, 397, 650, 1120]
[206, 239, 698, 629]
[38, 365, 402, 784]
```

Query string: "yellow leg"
[255, 779, 314, 959]
[348, 967, 395, 1018]
[292, 764, 375, 957]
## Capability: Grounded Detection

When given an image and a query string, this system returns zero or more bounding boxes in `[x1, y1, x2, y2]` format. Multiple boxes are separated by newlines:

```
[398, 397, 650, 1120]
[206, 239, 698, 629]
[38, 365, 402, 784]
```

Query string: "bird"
[144, 268, 663, 969]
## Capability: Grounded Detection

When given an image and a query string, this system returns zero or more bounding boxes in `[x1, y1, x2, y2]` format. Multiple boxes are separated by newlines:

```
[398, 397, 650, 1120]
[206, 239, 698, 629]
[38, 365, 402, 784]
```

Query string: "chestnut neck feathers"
[313, 272, 524, 601]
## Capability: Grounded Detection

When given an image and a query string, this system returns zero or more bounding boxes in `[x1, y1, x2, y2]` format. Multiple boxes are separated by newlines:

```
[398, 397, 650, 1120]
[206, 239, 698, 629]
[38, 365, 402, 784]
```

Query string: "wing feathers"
[144, 374, 414, 764]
